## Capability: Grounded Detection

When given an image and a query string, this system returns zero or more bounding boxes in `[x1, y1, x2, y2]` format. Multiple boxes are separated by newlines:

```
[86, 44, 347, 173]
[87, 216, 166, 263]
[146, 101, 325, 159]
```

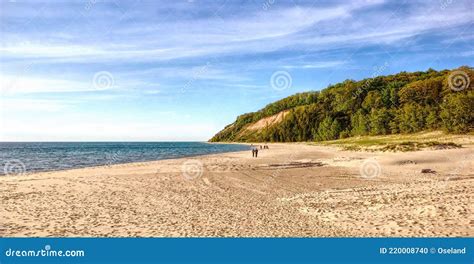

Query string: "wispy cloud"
[282, 61, 347, 69]
[0, 1, 388, 63]
[0, 0, 473, 140]
[2, 1, 472, 65]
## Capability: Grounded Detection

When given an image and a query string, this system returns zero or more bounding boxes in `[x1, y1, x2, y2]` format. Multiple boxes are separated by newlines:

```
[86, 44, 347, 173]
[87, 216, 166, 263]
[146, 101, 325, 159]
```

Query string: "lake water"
[0, 142, 249, 175]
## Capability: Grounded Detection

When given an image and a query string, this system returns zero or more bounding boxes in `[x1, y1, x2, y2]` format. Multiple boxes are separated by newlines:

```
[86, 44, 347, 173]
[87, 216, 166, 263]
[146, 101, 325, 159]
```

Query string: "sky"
[0, 0, 473, 141]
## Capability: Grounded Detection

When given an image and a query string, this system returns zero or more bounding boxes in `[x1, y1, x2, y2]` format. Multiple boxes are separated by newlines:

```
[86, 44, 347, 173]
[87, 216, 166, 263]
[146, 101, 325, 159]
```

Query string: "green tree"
[397, 103, 426, 133]
[425, 106, 439, 129]
[362, 90, 383, 110]
[440, 92, 474, 133]
[351, 110, 368, 136]
[368, 108, 390, 135]
[315, 117, 341, 141]
[210, 67, 474, 143]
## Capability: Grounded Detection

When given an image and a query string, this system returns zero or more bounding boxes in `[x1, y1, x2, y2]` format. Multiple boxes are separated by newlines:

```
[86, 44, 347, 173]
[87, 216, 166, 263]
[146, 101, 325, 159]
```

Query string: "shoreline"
[1, 143, 472, 237]
[14, 148, 252, 177]
[3, 142, 324, 177]
[0, 142, 251, 176]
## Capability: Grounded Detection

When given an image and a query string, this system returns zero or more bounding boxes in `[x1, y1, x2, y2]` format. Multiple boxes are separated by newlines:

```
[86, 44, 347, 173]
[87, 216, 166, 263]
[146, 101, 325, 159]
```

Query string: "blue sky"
[0, 0, 473, 141]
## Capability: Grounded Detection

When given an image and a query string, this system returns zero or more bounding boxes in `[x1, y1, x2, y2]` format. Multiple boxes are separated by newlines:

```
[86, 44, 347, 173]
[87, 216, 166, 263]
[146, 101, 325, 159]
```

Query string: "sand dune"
[1, 143, 472, 237]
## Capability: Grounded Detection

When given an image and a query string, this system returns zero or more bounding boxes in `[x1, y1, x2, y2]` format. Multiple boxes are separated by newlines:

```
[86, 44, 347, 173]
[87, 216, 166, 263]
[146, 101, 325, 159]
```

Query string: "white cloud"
[283, 61, 347, 69]
[0, 1, 472, 141]
[0, 2, 381, 63]
[2, 1, 471, 66]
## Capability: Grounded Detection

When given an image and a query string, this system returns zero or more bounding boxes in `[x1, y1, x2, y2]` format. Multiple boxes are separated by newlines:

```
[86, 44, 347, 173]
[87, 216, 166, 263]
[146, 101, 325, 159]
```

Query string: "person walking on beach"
[255, 148, 258, 158]
[252, 148, 255, 157]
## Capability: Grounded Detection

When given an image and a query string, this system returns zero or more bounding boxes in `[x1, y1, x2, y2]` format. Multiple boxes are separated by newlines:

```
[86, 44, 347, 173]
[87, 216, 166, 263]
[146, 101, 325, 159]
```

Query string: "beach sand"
[1, 143, 473, 237]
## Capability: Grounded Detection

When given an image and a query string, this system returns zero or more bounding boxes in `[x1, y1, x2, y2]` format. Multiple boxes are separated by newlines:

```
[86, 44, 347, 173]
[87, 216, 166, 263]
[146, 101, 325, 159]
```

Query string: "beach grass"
[311, 131, 473, 152]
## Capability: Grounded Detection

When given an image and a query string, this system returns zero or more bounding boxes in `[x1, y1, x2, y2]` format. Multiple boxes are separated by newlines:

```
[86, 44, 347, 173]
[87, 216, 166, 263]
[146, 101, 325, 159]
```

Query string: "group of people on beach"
[250, 144, 269, 158]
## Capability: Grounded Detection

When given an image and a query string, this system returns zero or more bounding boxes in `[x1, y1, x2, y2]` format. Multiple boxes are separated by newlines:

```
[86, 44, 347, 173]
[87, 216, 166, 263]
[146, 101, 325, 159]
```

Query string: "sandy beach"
[1, 143, 473, 237]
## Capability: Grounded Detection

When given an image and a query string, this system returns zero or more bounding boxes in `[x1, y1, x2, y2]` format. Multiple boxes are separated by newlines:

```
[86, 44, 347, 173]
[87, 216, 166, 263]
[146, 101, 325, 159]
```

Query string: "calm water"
[0, 142, 249, 175]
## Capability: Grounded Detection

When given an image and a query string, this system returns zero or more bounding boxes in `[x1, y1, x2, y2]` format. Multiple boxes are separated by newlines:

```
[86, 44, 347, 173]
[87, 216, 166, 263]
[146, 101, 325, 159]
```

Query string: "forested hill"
[210, 66, 473, 142]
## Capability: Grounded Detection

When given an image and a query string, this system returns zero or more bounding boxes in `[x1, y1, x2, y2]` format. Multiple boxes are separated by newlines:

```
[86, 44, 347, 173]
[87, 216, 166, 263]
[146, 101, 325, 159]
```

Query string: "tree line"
[210, 66, 473, 142]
